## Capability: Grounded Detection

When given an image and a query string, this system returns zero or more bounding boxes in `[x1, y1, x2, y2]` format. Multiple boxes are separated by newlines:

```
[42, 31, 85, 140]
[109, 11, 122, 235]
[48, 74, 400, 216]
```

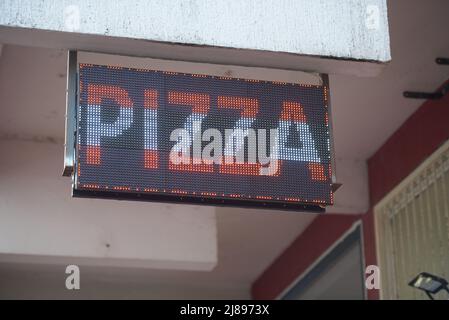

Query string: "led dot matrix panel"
[70, 52, 335, 212]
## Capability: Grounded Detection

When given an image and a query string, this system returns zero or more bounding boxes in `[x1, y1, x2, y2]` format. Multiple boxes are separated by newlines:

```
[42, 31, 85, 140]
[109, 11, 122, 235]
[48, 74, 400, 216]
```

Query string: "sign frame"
[64, 51, 337, 212]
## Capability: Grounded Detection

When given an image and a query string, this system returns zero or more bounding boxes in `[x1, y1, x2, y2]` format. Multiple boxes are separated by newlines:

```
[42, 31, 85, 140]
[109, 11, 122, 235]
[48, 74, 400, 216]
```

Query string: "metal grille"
[375, 140, 449, 299]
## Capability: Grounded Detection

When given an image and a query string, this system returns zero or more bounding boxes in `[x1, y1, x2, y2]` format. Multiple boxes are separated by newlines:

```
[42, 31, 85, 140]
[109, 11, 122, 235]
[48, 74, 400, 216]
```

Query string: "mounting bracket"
[403, 57, 449, 100]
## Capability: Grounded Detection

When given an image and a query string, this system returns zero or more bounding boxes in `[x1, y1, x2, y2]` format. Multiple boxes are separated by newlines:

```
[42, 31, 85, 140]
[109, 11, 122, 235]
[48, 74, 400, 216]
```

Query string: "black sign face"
[73, 62, 333, 211]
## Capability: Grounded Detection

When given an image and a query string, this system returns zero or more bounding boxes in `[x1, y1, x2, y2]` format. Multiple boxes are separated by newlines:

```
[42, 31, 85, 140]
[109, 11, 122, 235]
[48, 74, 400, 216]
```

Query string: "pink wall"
[252, 81, 449, 300]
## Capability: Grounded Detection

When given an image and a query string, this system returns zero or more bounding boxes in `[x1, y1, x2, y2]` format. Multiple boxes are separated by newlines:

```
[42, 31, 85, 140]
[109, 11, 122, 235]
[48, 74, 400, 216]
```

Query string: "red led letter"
[168, 91, 213, 173]
[218, 96, 263, 175]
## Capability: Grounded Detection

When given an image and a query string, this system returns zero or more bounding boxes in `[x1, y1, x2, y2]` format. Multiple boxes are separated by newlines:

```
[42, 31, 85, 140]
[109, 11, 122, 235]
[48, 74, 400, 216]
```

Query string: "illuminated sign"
[66, 52, 335, 211]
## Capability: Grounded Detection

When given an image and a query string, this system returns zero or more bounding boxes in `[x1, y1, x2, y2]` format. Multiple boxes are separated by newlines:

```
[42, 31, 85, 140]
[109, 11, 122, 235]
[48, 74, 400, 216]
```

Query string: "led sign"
[66, 52, 335, 211]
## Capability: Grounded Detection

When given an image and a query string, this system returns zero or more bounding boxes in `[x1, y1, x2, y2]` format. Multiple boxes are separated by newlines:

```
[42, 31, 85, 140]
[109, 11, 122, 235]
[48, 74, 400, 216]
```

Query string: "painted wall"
[0, 261, 250, 299]
[0, 139, 218, 271]
[0, 0, 390, 63]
